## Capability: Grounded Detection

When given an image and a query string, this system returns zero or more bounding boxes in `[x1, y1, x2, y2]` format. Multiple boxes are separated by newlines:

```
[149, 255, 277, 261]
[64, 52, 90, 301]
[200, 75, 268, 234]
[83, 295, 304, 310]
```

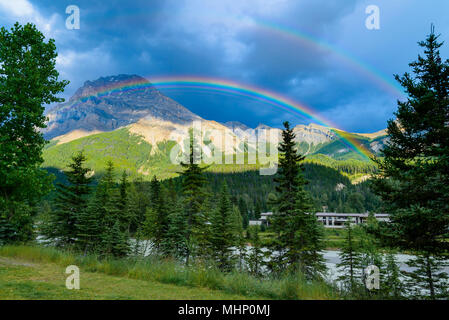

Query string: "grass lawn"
[0, 257, 259, 300]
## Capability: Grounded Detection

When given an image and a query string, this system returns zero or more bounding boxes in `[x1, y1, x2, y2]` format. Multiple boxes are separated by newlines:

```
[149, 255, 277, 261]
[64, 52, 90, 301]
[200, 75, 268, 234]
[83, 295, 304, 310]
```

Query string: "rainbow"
[70, 75, 374, 159]
[253, 20, 404, 98]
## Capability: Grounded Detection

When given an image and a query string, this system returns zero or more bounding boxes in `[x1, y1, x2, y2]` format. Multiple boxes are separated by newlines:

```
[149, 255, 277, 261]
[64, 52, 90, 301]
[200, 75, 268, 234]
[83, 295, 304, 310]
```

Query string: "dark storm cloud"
[1, 0, 449, 132]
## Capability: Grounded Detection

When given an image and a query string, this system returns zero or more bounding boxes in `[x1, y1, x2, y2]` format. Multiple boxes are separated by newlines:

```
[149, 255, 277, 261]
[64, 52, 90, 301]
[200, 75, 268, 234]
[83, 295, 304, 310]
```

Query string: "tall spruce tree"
[47, 151, 92, 247]
[81, 175, 111, 253]
[247, 226, 264, 277]
[76, 197, 102, 254]
[179, 129, 208, 265]
[103, 161, 122, 222]
[372, 26, 449, 299]
[232, 206, 246, 272]
[337, 220, 362, 294]
[103, 220, 130, 258]
[88, 161, 130, 257]
[209, 183, 237, 271]
[269, 121, 325, 278]
[238, 197, 249, 229]
[118, 170, 131, 231]
[383, 252, 404, 299]
[166, 197, 189, 259]
[126, 181, 147, 233]
[143, 176, 170, 255]
[196, 196, 214, 261]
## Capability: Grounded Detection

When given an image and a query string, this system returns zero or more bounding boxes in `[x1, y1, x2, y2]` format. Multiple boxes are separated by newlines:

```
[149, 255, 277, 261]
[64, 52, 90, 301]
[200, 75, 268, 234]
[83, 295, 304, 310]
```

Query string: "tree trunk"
[425, 254, 435, 299]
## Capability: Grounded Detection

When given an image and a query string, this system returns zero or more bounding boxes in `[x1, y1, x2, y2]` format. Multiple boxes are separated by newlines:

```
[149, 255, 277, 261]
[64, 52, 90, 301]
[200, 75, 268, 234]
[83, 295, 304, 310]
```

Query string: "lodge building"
[249, 212, 389, 229]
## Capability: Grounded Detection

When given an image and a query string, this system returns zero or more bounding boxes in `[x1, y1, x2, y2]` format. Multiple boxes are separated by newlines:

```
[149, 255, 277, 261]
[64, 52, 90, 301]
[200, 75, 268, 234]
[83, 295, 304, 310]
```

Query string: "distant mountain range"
[42, 74, 387, 179]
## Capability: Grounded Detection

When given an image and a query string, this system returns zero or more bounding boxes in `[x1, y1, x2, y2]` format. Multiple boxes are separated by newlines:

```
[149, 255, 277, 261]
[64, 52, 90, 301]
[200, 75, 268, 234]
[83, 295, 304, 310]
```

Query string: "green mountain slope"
[42, 126, 381, 182]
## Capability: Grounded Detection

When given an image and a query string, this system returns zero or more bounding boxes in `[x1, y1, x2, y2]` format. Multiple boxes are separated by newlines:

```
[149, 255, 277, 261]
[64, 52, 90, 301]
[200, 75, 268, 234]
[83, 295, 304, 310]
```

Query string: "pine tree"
[383, 252, 404, 299]
[179, 129, 208, 265]
[47, 151, 92, 247]
[358, 228, 385, 299]
[232, 205, 246, 272]
[102, 161, 122, 224]
[196, 196, 214, 261]
[76, 197, 102, 254]
[238, 197, 249, 229]
[103, 220, 130, 258]
[209, 183, 237, 271]
[80, 177, 110, 253]
[247, 226, 264, 277]
[166, 197, 189, 259]
[143, 176, 171, 255]
[88, 161, 130, 257]
[132, 225, 147, 257]
[118, 170, 131, 231]
[254, 201, 262, 219]
[337, 220, 362, 294]
[403, 254, 448, 299]
[372, 26, 449, 299]
[269, 121, 326, 278]
[126, 182, 145, 233]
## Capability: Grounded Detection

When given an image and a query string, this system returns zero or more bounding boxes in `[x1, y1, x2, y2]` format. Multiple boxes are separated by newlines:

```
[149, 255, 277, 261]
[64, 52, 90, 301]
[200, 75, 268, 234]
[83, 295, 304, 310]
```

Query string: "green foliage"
[372, 27, 449, 299]
[0, 22, 67, 243]
[209, 183, 237, 271]
[43, 151, 93, 247]
[178, 130, 209, 265]
[311, 132, 377, 162]
[126, 178, 150, 232]
[142, 176, 171, 255]
[247, 226, 264, 277]
[383, 252, 404, 299]
[403, 254, 448, 299]
[43, 128, 156, 178]
[102, 220, 130, 258]
[166, 198, 189, 259]
[337, 220, 363, 292]
[268, 122, 326, 278]
[232, 206, 246, 272]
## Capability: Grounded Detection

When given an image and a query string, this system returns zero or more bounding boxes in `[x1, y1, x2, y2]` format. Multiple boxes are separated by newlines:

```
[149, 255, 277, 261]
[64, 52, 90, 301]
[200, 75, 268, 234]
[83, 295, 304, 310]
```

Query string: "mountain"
[44, 74, 201, 139]
[42, 74, 387, 180]
[222, 121, 250, 131]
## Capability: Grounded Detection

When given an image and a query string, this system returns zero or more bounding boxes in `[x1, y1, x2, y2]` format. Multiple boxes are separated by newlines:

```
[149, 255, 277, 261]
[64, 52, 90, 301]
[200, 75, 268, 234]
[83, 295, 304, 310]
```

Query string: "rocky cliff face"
[43, 74, 201, 139]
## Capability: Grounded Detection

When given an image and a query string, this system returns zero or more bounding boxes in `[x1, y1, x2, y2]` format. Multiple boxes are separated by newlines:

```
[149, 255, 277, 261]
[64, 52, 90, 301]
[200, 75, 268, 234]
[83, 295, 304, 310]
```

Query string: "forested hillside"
[42, 158, 382, 220]
[162, 164, 382, 217]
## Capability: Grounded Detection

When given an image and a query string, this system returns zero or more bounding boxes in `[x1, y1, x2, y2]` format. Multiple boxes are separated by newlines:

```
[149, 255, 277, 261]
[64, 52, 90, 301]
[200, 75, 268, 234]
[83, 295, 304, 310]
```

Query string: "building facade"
[249, 212, 389, 229]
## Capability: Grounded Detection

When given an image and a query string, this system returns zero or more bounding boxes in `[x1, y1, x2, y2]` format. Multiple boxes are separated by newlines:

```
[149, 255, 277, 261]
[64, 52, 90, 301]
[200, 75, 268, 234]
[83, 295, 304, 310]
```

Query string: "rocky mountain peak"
[44, 74, 201, 139]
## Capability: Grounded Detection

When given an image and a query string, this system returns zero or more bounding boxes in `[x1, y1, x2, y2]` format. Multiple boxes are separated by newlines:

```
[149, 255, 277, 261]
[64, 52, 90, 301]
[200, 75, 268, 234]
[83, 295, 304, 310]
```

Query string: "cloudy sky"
[1, 0, 448, 132]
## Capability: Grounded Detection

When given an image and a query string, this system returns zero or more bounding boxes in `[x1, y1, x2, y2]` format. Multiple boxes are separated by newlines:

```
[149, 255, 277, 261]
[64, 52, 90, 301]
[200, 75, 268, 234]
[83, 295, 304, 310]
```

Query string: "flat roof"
[315, 212, 389, 217]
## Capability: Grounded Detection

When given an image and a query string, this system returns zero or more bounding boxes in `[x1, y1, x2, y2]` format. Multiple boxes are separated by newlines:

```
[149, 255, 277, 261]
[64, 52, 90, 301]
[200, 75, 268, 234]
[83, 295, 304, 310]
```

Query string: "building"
[249, 212, 389, 229]
[249, 212, 272, 227]
[316, 212, 389, 228]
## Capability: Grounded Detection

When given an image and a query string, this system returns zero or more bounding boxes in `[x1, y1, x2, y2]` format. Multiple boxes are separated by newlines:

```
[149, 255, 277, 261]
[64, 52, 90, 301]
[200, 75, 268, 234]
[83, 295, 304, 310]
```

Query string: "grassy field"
[322, 229, 348, 249]
[0, 257, 256, 300]
[0, 245, 338, 300]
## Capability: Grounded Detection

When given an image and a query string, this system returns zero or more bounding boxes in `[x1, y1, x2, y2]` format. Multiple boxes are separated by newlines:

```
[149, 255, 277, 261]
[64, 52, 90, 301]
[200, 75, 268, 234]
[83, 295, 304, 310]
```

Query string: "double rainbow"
[254, 20, 404, 98]
[70, 75, 375, 160]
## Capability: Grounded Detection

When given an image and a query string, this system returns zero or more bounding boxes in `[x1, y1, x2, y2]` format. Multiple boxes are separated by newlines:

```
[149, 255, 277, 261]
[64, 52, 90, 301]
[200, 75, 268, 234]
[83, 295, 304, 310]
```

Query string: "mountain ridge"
[42, 74, 388, 179]
[44, 74, 201, 140]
